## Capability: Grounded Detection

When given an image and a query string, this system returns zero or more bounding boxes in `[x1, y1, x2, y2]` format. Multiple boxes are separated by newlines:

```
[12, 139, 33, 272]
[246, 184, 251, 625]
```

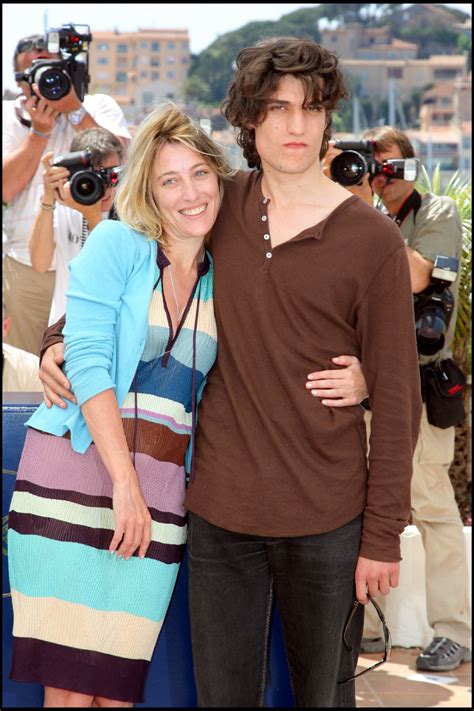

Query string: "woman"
[7, 104, 233, 708]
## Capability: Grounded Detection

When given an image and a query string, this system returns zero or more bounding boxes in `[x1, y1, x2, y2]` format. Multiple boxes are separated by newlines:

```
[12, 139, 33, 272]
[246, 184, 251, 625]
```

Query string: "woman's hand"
[110, 474, 152, 560]
[306, 355, 368, 406]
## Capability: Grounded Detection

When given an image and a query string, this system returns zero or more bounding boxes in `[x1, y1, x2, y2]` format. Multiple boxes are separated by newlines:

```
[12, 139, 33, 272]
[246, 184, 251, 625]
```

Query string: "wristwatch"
[67, 106, 87, 126]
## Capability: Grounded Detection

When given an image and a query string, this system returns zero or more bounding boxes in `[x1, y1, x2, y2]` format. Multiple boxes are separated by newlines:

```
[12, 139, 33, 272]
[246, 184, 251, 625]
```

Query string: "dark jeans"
[188, 512, 364, 708]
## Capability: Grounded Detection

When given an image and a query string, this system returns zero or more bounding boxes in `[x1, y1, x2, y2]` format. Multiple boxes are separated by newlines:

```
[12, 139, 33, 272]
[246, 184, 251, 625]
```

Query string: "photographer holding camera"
[3, 26, 130, 355]
[29, 127, 123, 325]
[311, 126, 471, 672]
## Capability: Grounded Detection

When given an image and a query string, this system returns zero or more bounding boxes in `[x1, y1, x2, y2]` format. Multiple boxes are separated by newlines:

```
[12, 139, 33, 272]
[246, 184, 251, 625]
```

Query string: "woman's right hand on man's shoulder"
[40, 342, 77, 408]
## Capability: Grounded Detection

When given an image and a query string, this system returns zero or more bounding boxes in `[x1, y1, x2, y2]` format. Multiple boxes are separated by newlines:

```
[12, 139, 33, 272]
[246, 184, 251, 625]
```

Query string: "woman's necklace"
[168, 264, 187, 323]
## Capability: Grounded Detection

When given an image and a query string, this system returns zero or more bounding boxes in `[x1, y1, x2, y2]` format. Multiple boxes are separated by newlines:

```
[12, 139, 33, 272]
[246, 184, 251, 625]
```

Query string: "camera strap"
[14, 96, 32, 128]
[393, 189, 422, 227]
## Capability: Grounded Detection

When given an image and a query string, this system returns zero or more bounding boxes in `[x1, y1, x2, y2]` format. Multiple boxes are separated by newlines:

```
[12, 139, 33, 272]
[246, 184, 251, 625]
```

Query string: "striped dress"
[7, 253, 217, 703]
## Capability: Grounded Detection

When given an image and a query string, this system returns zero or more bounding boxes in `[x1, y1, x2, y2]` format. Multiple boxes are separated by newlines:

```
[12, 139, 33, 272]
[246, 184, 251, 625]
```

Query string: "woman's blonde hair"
[114, 103, 234, 245]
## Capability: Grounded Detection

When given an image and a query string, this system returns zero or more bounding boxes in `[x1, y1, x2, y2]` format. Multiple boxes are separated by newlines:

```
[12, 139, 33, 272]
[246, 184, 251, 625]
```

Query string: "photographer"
[311, 126, 471, 672]
[29, 127, 123, 325]
[3, 29, 130, 355]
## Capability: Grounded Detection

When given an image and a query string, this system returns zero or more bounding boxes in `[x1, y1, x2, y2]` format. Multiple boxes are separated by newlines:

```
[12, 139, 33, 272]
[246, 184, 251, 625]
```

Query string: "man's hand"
[40, 343, 77, 409]
[322, 140, 374, 206]
[41, 151, 70, 203]
[25, 94, 60, 136]
[32, 81, 82, 115]
[355, 556, 400, 603]
[306, 355, 368, 406]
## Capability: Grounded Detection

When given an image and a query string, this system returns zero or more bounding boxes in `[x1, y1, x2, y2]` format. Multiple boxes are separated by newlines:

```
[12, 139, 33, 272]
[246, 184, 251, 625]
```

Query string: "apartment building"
[88, 28, 190, 121]
[341, 54, 468, 103]
[321, 24, 418, 60]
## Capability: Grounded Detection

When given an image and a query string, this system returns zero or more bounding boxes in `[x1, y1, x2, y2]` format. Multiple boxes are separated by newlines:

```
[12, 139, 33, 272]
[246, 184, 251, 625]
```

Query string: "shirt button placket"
[261, 214, 272, 268]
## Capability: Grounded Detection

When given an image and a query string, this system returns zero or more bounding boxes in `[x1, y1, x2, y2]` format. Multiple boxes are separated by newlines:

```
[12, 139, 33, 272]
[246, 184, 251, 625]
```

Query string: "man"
[37, 39, 422, 707]
[311, 127, 471, 673]
[29, 127, 123, 325]
[3, 301, 42, 393]
[2, 33, 130, 355]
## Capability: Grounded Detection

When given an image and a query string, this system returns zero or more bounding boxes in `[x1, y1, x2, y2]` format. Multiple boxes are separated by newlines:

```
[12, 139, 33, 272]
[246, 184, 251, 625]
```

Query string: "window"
[116, 71, 127, 82]
[117, 57, 128, 68]
[97, 71, 109, 80]
[97, 57, 108, 65]
[167, 56, 175, 64]
[181, 41, 188, 49]
[151, 57, 160, 66]
[140, 41, 148, 48]
[440, 97, 452, 107]
[151, 71, 160, 80]
[181, 57, 189, 64]
[168, 41, 175, 49]
[143, 91, 154, 105]
[434, 69, 457, 80]
[167, 70, 175, 79]
[140, 70, 148, 78]
[97, 42, 109, 51]
[151, 41, 160, 51]
[387, 68, 403, 79]
[117, 43, 128, 53]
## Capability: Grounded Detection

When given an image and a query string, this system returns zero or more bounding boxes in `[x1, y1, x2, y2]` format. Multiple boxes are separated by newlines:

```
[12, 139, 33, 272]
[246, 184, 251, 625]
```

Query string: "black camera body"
[330, 140, 419, 187]
[52, 149, 123, 206]
[15, 24, 92, 101]
[414, 255, 459, 356]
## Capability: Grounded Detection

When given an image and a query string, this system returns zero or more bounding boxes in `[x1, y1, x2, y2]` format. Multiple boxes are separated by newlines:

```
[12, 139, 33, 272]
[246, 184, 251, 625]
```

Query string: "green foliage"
[416, 165, 472, 374]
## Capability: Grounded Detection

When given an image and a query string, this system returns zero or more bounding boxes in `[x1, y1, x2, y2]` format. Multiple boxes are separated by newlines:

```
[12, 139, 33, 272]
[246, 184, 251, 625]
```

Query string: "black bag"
[420, 358, 466, 429]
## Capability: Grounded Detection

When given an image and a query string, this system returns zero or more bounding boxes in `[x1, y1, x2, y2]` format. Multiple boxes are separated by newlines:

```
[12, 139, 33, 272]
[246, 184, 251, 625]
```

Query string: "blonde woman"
[7, 104, 233, 708]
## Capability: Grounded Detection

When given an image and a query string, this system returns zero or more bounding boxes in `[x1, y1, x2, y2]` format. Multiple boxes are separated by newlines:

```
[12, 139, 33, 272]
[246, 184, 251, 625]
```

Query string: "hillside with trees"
[184, 3, 470, 106]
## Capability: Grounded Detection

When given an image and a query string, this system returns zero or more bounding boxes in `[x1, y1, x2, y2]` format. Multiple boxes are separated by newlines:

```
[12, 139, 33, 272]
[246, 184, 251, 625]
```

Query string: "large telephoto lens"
[70, 171, 105, 205]
[35, 65, 71, 100]
[330, 150, 368, 187]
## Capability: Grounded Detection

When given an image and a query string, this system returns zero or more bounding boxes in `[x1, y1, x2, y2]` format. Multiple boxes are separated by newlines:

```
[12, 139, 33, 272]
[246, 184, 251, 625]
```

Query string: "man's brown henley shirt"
[185, 170, 422, 561]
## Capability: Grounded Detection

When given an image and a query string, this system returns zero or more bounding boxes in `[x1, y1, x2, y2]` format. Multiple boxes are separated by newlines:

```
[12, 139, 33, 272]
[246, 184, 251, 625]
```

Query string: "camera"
[329, 140, 419, 187]
[52, 149, 123, 206]
[15, 23, 92, 101]
[414, 255, 459, 356]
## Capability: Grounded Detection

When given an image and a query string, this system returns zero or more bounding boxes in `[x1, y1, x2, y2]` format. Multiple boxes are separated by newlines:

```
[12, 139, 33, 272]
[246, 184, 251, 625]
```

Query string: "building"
[320, 23, 418, 61]
[88, 28, 191, 122]
[341, 54, 468, 104]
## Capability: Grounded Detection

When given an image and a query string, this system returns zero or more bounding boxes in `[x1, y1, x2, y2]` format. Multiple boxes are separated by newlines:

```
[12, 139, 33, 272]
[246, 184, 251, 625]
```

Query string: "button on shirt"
[185, 170, 422, 562]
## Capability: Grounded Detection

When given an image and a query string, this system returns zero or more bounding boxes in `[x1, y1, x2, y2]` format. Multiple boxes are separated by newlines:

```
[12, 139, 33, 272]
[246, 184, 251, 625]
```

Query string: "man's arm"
[3, 95, 60, 202]
[39, 316, 75, 408]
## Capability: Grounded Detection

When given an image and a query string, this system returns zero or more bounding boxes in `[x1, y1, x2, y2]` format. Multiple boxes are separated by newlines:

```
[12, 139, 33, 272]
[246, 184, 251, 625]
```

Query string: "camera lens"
[330, 151, 368, 187]
[70, 171, 105, 206]
[35, 65, 71, 100]
[415, 307, 446, 355]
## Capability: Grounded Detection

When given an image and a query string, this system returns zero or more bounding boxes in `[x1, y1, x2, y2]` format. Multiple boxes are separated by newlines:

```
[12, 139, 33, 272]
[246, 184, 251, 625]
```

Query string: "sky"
[3, 3, 472, 92]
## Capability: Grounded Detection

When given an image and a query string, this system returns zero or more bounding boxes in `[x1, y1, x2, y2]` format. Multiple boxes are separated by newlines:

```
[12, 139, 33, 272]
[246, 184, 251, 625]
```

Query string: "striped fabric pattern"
[8, 267, 217, 703]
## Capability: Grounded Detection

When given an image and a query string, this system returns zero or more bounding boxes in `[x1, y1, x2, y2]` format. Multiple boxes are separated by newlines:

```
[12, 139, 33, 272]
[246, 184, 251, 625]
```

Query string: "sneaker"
[416, 637, 472, 672]
[360, 637, 385, 654]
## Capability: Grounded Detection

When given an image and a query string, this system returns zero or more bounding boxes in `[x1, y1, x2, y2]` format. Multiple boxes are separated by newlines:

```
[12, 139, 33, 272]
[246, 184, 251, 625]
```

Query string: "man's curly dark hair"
[222, 36, 349, 169]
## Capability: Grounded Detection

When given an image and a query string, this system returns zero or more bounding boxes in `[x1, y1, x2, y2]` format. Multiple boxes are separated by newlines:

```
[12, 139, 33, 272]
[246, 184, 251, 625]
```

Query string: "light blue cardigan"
[26, 220, 158, 453]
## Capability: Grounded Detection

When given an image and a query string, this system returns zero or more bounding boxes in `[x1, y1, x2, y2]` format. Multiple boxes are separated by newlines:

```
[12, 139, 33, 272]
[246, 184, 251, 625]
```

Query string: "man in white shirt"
[3, 301, 42, 393]
[2, 33, 130, 355]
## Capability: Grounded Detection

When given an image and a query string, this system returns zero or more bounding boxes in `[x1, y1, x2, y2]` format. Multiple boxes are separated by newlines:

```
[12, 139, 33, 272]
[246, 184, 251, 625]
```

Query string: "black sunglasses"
[15, 38, 47, 56]
[338, 593, 392, 685]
